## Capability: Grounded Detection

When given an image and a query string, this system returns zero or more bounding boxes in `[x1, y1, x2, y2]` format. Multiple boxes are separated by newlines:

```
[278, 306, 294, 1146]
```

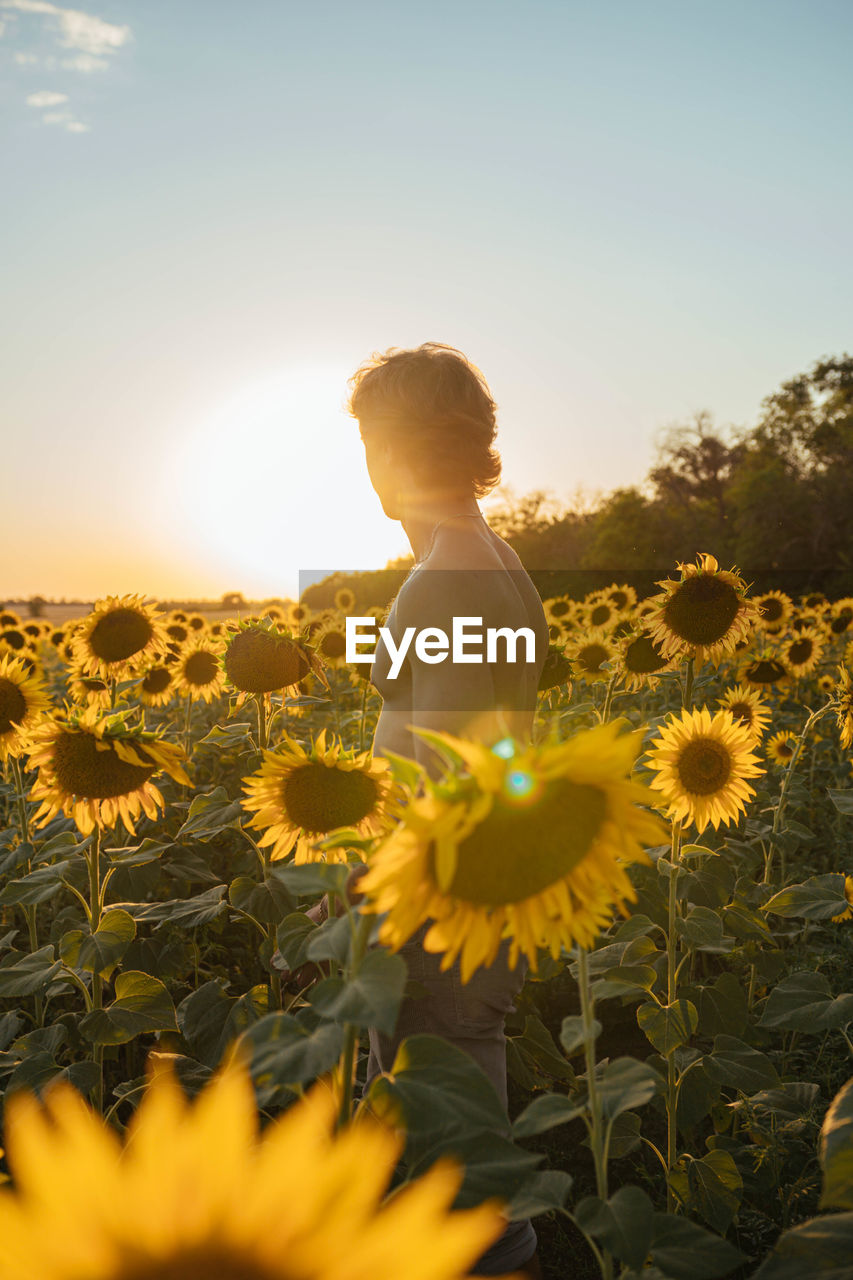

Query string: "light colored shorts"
[364, 922, 538, 1276]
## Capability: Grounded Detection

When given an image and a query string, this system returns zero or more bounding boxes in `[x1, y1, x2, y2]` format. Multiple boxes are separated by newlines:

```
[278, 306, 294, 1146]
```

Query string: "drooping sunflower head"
[566, 631, 616, 683]
[358, 723, 666, 981]
[73, 594, 167, 681]
[833, 666, 853, 751]
[27, 704, 190, 836]
[741, 650, 790, 688]
[766, 730, 797, 766]
[139, 662, 175, 708]
[646, 553, 760, 666]
[223, 619, 316, 694]
[616, 627, 677, 692]
[644, 705, 764, 834]
[242, 729, 399, 864]
[0, 653, 51, 763]
[174, 638, 226, 703]
[782, 627, 824, 677]
[755, 590, 793, 633]
[717, 682, 772, 740]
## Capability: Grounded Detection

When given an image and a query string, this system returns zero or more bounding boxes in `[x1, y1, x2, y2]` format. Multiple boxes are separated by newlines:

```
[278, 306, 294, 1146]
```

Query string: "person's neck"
[401, 494, 483, 562]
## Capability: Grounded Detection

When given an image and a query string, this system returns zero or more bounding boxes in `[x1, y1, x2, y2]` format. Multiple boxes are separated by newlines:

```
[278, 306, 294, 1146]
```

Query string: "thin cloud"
[26, 87, 67, 105]
[62, 51, 105, 70]
[14, 49, 39, 62]
[0, 1, 131, 58]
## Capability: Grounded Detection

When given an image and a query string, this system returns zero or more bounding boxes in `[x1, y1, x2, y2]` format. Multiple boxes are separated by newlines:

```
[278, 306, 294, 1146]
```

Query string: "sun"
[160, 365, 407, 598]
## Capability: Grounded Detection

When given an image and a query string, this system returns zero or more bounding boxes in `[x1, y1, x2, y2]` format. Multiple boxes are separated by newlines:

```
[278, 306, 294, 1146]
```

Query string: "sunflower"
[170, 610, 188, 623]
[223, 620, 316, 695]
[334, 586, 356, 614]
[644, 706, 764, 834]
[208, 621, 226, 638]
[834, 666, 853, 750]
[755, 590, 793, 633]
[545, 595, 574, 622]
[0, 628, 34, 657]
[766, 730, 797, 766]
[781, 627, 824, 677]
[0, 610, 21, 627]
[817, 672, 836, 696]
[0, 1053, 503, 1280]
[0, 654, 51, 763]
[139, 664, 175, 709]
[538, 645, 573, 693]
[831, 875, 853, 924]
[616, 628, 676, 692]
[74, 595, 167, 681]
[174, 639, 226, 703]
[67, 664, 112, 709]
[186, 612, 208, 632]
[741, 651, 790, 688]
[315, 621, 349, 669]
[287, 601, 313, 629]
[242, 730, 397, 864]
[802, 592, 826, 611]
[358, 722, 666, 982]
[607, 584, 637, 612]
[646, 553, 760, 666]
[717, 683, 772, 740]
[566, 631, 616, 683]
[27, 705, 190, 836]
[584, 597, 618, 630]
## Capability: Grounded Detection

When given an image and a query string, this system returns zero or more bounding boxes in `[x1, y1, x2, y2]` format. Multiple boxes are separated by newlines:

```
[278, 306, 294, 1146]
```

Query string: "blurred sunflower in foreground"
[73, 594, 166, 681]
[27, 705, 190, 836]
[358, 722, 666, 982]
[646, 553, 760, 667]
[645, 706, 763, 834]
[0, 654, 50, 763]
[242, 730, 398, 864]
[0, 1055, 504, 1280]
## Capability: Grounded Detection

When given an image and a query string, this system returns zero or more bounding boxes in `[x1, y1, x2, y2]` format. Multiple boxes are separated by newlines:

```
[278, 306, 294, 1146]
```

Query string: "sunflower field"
[1, 560, 853, 1280]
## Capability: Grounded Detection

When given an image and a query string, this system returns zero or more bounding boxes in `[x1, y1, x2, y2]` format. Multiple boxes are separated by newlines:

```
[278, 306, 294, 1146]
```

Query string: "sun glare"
[160, 365, 405, 599]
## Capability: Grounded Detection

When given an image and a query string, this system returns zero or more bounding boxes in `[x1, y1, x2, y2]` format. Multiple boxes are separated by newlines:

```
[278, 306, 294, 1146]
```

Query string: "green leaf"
[240, 1012, 345, 1104]
[304, 914, 352, 965]
[637, 999, 698, 1054]
[595, 1057, 664, 1119]
[704, 1036, 780, 1093]
[669, 1150, 742, 1233]
[410, 1130, 540, 1211]
[676, 1057, 721, 1131]
[828, 788, 853, 815]
[308, 948, 407, 1035]
[593, 965, 659, 1001]
[575, 1186, 656, 1271]
[272, 862, 350, 898]
[696, 972, 749, 1038]
[102, 838, 172, 866]
[559, 1015, 601, 1056]
[512, 1092, 586, 1138]
[506, 1169, 573, 1220]
[123, 884, 229, 929]
[763, 874, 850, 921]
[0, 861, 74, 906]
[177, 787, 244, 840]
[722, 901, 773, 942]
[734, 1082, 820, 1122]
[751, 1212, 853, 1279]
[60, 908, 136, 980]
[229, 875, 294, 924]
[79, 971, 178, 1045]
[820, 1077, 853, 1210]
[758, 972, 853, 1033]
[0, 946, 63, 997]
[650, 1211, 745, 1278]
[675, 906, 733, 953]
[275, 913, 317, 970]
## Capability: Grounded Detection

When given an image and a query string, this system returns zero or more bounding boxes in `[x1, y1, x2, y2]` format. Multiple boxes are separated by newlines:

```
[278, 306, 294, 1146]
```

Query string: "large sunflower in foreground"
[717, 682, 771, 741]
[27, 705, 190, 836]
[0, 1055, 504, 1280]
[223, 620, 317, 696]
[0, 654, 50, 763]
[358, 722, 666, 982]
[646, 553, 760, 666]
[242, 730, 398, 864]
[73, 594, 167, 681]
[644, 706, 763, 834]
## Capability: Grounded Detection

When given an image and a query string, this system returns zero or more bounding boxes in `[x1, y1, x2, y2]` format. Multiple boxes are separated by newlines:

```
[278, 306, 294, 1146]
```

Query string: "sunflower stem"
[666, 818, 682, 1211]
[682, 657, 694, 711]
[576, 946, 610, 1227]
[183, 693, 194, 759]
[254, 693, 268, 751]
[600, 672, 618, 724]
[87, 826, 105, 1114]
[11, 757, 43, 1026]
[336, 910, 374, 1131]
[770, 702, 833, 886]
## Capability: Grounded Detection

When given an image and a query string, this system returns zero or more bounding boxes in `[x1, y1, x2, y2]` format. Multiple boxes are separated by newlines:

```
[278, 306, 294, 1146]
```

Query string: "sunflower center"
[776, 739, 794, 758]
[625, 634, 669, 675]
[0, 678, 27, 733]
[745, 659, 786, 684]
[184, 651, 219, 687]
[589, 604, 611, 627]
[787, 638, 813, 665]
[831, 615, 852, 635]
[727, 700, 753, 725]
[610, 591, 629, 609]
[760, 598, 784, 622]
[118, 1244, 282, 1280]
[319, 631, 347, 660]
[1, 629, 27, 651]
[663, 574, 740, 646]
[225, 630, 311, 693]
[53, 731, 157, 800]
[549, 599, 571, 618]
[578, 643, 609, 673]
[281, 761, 379, 834]
[143, 667, 172, 694]
[431, 778, 607, 906]
[676, 738, 731, 796]
[89, 609, 154, 663]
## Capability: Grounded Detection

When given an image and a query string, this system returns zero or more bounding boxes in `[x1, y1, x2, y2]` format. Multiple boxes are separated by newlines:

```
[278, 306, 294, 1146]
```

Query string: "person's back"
[348, 342, 544, 1279]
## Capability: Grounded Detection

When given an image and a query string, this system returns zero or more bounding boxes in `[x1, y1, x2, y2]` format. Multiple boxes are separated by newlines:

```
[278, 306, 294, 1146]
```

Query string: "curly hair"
[346, 342, 502, 498]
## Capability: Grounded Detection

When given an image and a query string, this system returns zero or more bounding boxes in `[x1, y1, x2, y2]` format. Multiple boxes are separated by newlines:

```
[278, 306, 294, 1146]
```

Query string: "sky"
[3, 0, 852, 602]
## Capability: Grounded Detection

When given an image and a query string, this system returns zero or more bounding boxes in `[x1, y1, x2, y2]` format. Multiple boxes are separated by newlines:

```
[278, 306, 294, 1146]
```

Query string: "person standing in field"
[346, 342, 549, 1280]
